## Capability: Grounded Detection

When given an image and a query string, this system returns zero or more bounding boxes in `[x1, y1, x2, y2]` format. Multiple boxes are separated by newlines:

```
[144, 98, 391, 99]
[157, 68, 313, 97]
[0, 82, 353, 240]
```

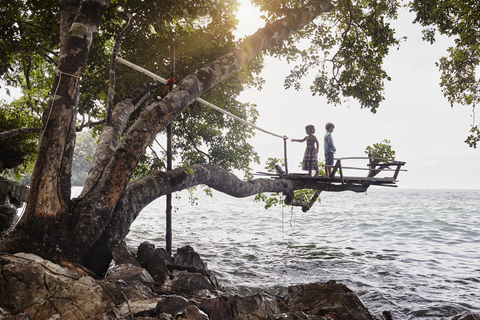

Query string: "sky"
[233, 1, 480, 190]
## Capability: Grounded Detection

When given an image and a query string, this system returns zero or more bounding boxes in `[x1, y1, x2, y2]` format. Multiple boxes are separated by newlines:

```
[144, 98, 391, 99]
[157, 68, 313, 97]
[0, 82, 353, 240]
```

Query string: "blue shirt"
[324, 131, 336, 154]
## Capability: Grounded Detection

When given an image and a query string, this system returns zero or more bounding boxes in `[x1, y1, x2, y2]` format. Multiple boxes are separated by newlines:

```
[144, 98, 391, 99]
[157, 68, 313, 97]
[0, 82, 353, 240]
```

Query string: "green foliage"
[257, 0, 402, 113]
[253, 157, 322, 210]
[1, 0, 264, 182]
[410, 0, 480, 147]
[0, 100, 40, 178]
[364, 139, 396, 162]
[465, 125, 480, 148]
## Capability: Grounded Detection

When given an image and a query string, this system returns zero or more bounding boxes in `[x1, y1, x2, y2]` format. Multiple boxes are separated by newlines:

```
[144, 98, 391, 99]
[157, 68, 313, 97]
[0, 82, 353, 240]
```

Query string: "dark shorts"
[325, 152, 334, 166]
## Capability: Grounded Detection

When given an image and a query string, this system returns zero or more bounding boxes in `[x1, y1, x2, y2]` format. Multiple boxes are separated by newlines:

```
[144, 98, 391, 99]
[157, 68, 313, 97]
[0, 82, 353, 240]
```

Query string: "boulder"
[279, 281, 374, 320]
[109, 297, 164, 319]
[174, 245, 207, 270]
[111, 242, 141, 267]
[137, 241, 156, 268]
[104, 264, 156, 300]
[146, 249, 169, 283]
[169, 270, 218, 297]
[0, 248, 390, 320]
[155, 295, 195, 316]
[0, 177, 27, 238]
[197, 295, 239, 319]
[181, 305, 209, 320]
[169, 246, 221, 293]
[155, 247, 174, 265]
[198, 292, 280, 320]
[373, 310, 393, 320]
[0, 253, 116, 320]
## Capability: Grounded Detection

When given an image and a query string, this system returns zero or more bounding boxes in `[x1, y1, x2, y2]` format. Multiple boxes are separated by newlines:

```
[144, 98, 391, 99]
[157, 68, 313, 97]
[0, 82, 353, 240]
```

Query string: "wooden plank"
[340, 166, 407, 172]
[334, 156, 406, 164]
[393, 163, 402, 179]
[330, 159, 341, 178]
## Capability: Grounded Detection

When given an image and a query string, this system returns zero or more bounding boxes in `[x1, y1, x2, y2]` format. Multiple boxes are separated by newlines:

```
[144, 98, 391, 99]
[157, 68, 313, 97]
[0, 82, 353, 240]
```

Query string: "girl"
[291, 125, 320, 177]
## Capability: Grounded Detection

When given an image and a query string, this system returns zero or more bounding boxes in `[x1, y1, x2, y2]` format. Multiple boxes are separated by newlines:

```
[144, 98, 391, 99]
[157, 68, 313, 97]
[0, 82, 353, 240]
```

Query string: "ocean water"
[125, 188, 480, 319]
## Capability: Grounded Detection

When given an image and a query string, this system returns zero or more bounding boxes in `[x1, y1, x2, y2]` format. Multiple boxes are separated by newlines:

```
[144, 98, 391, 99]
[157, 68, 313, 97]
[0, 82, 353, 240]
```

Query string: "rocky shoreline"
[0, 243, 478, 320]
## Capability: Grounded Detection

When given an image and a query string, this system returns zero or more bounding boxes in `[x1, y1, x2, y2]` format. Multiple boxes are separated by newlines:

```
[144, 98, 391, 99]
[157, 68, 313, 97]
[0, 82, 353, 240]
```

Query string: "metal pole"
[283, 136, 288, 174]
[166, 45, 175, 253]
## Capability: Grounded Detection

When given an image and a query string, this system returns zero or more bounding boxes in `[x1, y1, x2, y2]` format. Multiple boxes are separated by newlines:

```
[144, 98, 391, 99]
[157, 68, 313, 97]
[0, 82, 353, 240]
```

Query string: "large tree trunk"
[1, 0, 335, 275]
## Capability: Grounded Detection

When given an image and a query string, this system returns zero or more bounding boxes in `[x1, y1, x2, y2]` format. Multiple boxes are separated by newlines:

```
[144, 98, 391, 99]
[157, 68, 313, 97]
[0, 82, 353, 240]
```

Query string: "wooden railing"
[325, 157, 407, 184]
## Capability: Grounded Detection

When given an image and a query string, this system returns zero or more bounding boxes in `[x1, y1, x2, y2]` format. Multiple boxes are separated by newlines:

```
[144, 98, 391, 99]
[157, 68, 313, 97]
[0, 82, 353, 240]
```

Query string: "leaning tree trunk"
[84, 164, 367, 276]
[1, 0, 335, 274]
[0, 0, 108, 259]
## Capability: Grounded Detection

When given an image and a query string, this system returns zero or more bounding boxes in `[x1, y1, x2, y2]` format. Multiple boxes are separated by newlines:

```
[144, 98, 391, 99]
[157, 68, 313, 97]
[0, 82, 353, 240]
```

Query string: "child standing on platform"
[291, 125, 320, 177]
[324, 122, 336, 177]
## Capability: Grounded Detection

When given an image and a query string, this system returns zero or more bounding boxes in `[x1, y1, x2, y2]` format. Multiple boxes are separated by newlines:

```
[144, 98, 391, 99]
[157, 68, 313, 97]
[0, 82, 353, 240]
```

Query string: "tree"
[410, 0, 480, 148]
[1, 0, 475, 277]
[1, 0, 371, 277]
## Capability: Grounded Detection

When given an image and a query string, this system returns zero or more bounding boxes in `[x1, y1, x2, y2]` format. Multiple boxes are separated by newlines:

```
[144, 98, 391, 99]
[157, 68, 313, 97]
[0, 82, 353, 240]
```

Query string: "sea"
[122, 187, 479, 320]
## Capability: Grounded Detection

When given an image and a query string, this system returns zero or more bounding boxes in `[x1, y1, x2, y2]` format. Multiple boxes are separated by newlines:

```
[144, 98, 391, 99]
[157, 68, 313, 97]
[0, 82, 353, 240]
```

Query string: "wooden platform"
[256, 157, 407, 187]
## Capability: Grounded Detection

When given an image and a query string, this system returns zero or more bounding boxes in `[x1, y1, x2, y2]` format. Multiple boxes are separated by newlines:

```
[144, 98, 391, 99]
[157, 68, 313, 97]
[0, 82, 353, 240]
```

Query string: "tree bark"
[1, 0, 109, 260]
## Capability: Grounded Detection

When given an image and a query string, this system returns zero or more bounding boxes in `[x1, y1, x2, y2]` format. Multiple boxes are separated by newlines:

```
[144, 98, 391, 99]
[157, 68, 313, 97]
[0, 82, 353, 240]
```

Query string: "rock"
[137, 241, 156, 268]
[236, 292, 281, 320]
[146, 249, 169, 283]
[181, 305, 209, 320]
[110, 297, 164, 319]
[0, 248, 388, 320]
[169, 270, 218, 297]
[111, 242, 142, 267]
[442, 312, 480, 320]
[169, 246, 221, 293]
[0, 253, 116, 320]
[104, 264, 156, 300]
[155, 247, 174, 265]
[0, 177, 28, 238]
[197, 295, 239, 319]
[174, 245, 207, 270]
[373, 310, 393, 320]
[198, 293, 280, 320]
[280, 281, 374, 320]
[0, 206, 16, 239]
[155, 295, 195, 316]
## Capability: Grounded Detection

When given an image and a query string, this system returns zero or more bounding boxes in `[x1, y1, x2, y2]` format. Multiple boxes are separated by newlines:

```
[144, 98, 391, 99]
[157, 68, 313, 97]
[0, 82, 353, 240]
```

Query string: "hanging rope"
[115, 57, 287, 140]
[115, 57, 290, 172]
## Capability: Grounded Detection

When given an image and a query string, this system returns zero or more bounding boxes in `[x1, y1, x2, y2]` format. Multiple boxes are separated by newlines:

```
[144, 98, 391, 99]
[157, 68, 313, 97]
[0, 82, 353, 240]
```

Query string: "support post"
[166, 45, 175, 253]
[283, 136, 288, 174]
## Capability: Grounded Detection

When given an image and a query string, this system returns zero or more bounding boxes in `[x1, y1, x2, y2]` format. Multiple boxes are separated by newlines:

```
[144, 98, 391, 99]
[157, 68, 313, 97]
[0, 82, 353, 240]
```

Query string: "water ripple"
[124, 188, 480, 319]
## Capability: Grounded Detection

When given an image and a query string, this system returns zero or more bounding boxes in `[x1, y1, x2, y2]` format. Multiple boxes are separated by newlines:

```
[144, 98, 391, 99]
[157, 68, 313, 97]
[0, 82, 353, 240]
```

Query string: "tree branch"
[0, 128, 41, 141]
[82, 162, 367, 275]
[79, 87, 150, 199]
[127, 164, 367, 215]
[75, 0, 335, 271]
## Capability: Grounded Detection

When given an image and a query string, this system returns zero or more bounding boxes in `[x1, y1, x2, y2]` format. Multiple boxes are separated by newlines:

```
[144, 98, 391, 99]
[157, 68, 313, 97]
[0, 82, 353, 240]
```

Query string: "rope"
[43, 70, 81, 136]
[115, 57, 287, 140]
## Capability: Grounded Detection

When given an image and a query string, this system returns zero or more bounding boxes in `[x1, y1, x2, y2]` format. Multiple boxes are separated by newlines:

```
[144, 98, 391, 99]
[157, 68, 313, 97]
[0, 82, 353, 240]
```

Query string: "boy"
[324, 122, 336, 177]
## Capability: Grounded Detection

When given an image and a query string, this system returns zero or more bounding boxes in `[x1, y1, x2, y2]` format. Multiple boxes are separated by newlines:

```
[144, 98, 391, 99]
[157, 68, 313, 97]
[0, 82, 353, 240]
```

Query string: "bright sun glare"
[233, 1, 264, 40]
